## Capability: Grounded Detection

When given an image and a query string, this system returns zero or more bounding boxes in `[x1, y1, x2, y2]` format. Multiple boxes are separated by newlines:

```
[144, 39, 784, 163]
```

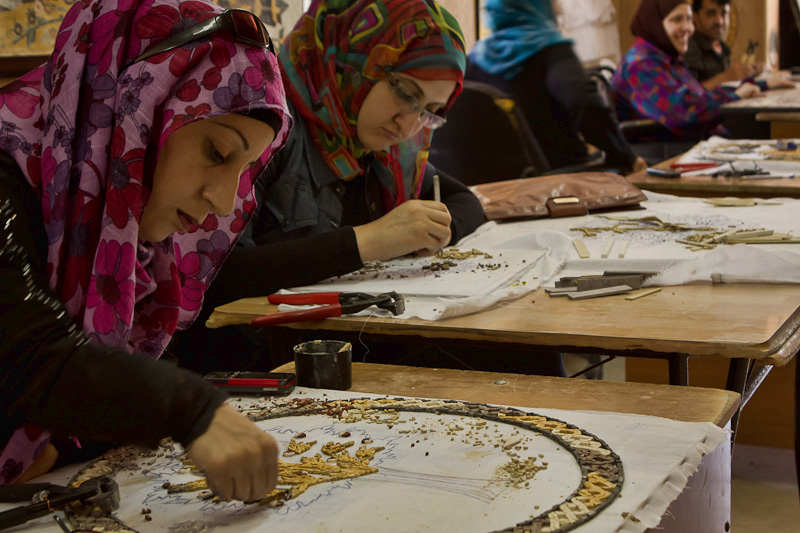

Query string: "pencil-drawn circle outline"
[66, 397, 625, 532]
[251, 397, 625, 533]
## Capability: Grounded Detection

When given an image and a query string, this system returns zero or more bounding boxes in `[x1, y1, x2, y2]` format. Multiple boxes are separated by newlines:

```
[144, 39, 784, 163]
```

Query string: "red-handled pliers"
[669, 162, 720, 172]
[251, 291, 405, 327]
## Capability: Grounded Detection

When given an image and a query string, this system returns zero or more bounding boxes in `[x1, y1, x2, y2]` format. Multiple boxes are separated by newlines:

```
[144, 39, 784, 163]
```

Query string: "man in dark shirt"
[684, 0, 762, 89]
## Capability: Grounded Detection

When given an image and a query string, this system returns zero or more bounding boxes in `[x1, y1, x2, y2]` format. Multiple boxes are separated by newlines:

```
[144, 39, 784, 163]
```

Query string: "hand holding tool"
[251, 291, 405, 327]
[0, 475, 119, 530]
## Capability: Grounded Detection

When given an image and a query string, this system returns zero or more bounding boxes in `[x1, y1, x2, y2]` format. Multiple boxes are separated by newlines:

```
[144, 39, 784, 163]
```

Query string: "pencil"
[433, 174, 441, 202]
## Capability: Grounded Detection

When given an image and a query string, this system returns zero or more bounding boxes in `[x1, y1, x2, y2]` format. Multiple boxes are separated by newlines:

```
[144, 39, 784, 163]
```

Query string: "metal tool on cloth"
[0, 475, 119, 530]
[251, 291, 405, 327]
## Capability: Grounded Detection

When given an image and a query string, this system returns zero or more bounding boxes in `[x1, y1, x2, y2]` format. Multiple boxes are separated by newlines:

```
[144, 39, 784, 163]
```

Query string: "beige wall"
[612, 0, 780, 68]
[437, 0, 478, 52]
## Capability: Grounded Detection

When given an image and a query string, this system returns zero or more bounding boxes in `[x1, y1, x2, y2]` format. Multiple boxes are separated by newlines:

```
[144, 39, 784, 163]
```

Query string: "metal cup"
[293, 340, 352, 390]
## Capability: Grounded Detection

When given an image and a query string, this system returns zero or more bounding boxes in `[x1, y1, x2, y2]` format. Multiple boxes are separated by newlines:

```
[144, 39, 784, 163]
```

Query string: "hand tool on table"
[0, 475, 119, 530]
[669, 162, 720, 173]
[646, 168, 680, 178]
[739, 172, 796, 180]
[251, 291, 405, 327]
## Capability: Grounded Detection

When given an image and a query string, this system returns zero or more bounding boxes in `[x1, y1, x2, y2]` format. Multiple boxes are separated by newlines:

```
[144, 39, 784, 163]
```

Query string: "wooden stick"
[625, 288, 662, 301]
[432, 174, 441, 203]
[727, 237, 800, 244]
[601, 237, 615, 258]
[725, 229, 775, 241]
[711, 230, 738, 243]
[618, 241, 629, 258]
[573, 238, 590, 259]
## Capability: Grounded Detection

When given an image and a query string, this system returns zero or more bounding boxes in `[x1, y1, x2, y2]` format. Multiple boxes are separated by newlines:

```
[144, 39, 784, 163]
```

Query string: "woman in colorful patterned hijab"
[280, 0, 466, 205]
[0, 0, 291, 499]
[169, 0, 486, 379]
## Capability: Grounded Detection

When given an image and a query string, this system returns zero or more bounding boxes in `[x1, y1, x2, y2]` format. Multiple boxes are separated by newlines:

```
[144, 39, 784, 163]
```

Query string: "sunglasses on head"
[122, 9, 274, 71]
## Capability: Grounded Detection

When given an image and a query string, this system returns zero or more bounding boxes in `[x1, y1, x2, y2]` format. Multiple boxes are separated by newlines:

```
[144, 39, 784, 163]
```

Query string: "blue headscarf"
[470, 0, 572, 80]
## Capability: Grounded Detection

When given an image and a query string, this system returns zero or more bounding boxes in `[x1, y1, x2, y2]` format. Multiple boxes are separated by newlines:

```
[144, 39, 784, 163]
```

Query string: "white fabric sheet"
[279, 191, 800, 320]
[4, 389, 728, 533]
[676, 135, 800, 177]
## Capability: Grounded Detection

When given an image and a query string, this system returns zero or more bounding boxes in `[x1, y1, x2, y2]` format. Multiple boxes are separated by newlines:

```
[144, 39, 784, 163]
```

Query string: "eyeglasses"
[123, 9, 274, 71]
[385, 72, 447, 130]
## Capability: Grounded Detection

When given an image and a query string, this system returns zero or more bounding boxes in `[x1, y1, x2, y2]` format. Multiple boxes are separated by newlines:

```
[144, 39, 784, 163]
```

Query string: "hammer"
[0, 475, 119, 530]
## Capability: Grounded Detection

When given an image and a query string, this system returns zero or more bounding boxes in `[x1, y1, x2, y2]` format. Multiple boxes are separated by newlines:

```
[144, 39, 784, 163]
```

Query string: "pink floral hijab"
[0, 0, 291, 358]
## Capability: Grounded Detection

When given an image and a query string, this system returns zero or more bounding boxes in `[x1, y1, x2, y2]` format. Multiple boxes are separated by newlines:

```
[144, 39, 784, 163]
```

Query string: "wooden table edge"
[273, 362, 740, 428]
[209, 302, 800, 364]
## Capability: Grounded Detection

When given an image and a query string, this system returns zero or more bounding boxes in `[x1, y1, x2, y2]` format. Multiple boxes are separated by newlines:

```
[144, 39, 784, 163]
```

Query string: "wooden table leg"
[669, 354, 690, 386]
[796, 357, 800, 503]
[725, 359, 752, 446]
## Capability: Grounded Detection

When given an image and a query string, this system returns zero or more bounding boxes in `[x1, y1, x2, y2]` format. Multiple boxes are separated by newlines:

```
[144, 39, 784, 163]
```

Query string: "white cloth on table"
[281, 191, 800, 320]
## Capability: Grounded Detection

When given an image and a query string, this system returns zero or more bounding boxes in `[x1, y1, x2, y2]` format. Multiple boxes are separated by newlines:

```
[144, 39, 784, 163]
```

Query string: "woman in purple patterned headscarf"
[610, 0, 767, 144]
[0, 0, 291, 499]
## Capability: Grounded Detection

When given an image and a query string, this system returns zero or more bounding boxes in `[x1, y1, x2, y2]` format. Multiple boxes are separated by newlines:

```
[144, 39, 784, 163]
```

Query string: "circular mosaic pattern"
[67, 397, 624, 533]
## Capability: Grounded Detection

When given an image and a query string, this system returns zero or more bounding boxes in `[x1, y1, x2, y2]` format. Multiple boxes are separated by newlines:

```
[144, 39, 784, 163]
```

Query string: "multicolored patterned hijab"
[631, 0, 691, 58]
[470, 0, 571, 80]
[280, 0, 465, 204]
[0, 0, 291, 359]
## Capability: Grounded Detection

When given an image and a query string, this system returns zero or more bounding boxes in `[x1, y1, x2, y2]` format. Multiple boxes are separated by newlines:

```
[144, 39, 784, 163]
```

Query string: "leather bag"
[469, 172, 647, 220]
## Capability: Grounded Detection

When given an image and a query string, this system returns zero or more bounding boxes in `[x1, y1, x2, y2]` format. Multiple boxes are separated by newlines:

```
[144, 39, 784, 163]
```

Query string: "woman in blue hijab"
[467, 0, 645, 173]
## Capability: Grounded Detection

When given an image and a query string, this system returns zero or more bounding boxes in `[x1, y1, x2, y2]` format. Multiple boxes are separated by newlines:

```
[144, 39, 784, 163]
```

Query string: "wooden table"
[723, 88, 800, 138]
[755, 112, 800, 138]
[271, 362, 739, 531]
[722, 87, 800, 114]
[211, 283, 800, 440]
[212, 284, 800, 371]
[272, 362, 739, 427]
[627, 155, 800, 198]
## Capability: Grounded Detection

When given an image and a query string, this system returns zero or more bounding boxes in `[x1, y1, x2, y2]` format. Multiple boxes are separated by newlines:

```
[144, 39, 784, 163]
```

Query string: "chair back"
[428, 81, 552, 186]
[586, 65, 674, 148]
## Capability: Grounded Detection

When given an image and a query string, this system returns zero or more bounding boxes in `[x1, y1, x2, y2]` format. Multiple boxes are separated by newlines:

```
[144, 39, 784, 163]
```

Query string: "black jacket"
[0, 150, 226, 459]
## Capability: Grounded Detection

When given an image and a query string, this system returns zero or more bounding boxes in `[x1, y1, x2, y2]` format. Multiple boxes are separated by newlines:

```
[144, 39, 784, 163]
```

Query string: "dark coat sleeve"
[203, 226, 363, 308]
[203, 164, 485, 308]
[0, 152, 227, 450]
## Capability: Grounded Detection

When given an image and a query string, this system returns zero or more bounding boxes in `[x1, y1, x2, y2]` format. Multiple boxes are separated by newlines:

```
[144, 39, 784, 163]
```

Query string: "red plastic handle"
[670, 162, 718, 170]
[251, 304, 342, 327]
[267, 292, 342, 305]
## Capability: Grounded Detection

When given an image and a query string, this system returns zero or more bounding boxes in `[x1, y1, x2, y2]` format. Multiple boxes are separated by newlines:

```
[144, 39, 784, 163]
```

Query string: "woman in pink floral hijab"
[0, 0, 291, 499]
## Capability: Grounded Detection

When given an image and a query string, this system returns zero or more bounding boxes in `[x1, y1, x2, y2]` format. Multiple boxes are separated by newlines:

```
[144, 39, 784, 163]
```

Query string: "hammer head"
[80, 476, 120, 512]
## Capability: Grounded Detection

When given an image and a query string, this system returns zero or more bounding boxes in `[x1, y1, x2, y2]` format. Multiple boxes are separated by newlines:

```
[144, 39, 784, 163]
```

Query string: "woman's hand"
[629, 156, 647, 174]
[734, 82, 762, 99]
[765, 78, 796, 90]
[186, 404, 279, 501]
[353, 200, 452, 262]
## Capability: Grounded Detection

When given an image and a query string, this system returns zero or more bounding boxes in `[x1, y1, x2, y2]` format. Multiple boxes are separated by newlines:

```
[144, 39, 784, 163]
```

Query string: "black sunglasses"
[123, 9, 274, 71]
